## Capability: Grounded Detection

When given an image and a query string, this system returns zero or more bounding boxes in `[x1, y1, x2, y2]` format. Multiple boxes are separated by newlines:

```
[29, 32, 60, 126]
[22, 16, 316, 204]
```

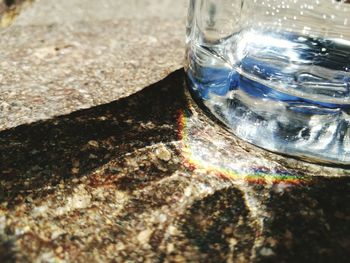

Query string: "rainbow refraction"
[177, 108, 307, 185]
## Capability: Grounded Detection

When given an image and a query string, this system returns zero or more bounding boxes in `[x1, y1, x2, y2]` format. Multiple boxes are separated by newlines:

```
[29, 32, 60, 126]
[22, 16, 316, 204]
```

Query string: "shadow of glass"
[259, 176, 350, 263]
[0, 69, 186, 205]
[1, 68, 350, 262]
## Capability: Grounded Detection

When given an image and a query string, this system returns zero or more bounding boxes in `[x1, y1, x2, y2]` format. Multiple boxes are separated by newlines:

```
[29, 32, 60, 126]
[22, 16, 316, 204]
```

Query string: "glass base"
[186, 73, 350, 165]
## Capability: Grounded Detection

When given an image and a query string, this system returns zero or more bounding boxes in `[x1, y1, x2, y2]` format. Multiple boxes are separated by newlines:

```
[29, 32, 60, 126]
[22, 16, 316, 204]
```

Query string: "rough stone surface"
[1, 69, 350, 263]
[0, 0, 186, 130]
[1, 1, 350, 263]
[0, 0, 32, 27]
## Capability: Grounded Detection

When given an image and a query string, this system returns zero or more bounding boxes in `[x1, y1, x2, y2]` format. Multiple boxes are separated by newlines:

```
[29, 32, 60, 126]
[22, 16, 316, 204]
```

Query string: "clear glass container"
[185, 0, 350, 164]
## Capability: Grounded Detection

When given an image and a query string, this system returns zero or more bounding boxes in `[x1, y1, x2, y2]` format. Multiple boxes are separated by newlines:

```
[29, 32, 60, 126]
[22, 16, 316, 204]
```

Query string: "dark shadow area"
[181, 187, 255, 263]
[0, 68, 350, 262]
[0, 69, 186, 206]
[258, 176, 350, 263]
[4, 0, 15, 7]
[174, 176, 350, 263]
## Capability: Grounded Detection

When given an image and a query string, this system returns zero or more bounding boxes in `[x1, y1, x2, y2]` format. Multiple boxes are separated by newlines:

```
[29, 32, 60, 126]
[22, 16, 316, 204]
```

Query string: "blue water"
[186, 30, 350, 163]
[189, 31, 350, 109]
[188, 66, 350, 112]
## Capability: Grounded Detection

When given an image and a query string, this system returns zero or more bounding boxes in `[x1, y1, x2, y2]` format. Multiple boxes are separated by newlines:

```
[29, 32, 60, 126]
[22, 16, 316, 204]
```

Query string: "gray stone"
[0, 0, 186, 130]
[1, 1, 350, 262]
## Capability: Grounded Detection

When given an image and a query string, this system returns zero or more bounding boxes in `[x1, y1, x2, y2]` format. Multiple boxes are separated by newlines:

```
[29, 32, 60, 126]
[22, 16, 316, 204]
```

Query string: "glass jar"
[185, 0, 350, 164]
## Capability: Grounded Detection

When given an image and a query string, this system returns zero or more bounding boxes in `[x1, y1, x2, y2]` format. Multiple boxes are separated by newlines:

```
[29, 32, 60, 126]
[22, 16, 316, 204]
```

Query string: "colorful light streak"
[177, 108, 308, 185]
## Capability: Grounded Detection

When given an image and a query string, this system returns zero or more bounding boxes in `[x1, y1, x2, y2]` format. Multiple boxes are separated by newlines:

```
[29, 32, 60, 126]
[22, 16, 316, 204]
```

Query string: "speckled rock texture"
[0, 0, 186, 130]
[0, 0, 32, 27]
[1, 1, 350, 263]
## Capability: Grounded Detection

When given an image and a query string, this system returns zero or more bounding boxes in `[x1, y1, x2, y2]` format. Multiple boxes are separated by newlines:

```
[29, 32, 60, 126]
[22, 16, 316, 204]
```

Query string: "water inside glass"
[186, 0, 350, 164]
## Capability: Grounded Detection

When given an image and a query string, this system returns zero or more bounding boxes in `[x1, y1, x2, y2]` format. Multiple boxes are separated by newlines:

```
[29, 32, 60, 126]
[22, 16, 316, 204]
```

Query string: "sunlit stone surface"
[0, 1, 349, 262]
